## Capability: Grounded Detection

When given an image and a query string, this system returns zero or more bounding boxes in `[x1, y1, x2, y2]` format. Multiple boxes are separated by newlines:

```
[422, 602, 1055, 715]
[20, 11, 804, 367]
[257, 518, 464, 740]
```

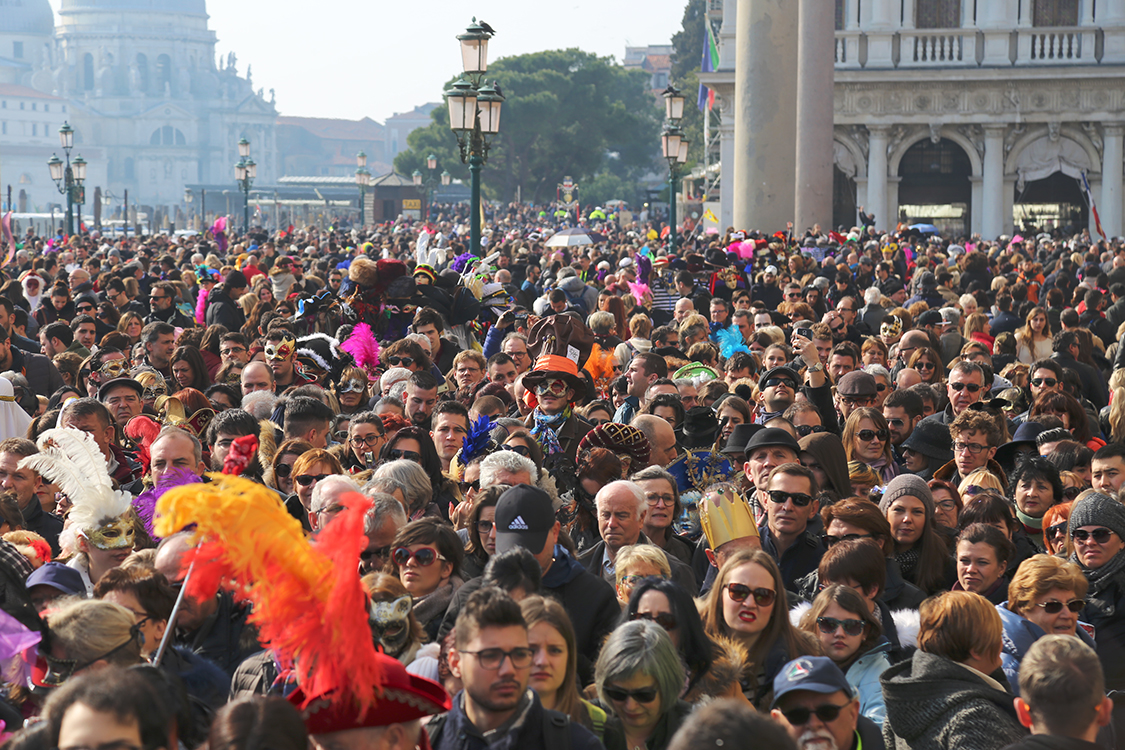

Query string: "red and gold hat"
[578, 423, 651, 472]
[289, 652, 450, 736]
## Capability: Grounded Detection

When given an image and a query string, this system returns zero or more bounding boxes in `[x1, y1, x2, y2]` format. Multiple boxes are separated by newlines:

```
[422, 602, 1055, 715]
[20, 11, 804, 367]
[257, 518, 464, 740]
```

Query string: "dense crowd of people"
[0, 209, 1119, 750]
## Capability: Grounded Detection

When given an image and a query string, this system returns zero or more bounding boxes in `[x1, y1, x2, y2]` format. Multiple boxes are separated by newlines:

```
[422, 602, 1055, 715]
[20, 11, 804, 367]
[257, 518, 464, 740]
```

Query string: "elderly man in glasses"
[771, 656, 880, 750]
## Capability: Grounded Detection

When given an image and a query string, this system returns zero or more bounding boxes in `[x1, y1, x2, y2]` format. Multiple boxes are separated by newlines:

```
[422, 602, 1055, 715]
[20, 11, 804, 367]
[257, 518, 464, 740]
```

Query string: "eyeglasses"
[389, 448, 422, 462]
[857, 428, 889, 442]
[817, 616, 866, 636]
[459, 647, 533, 670]
[1031, 377, 1058, 388]
[351, 433, 384, 448]
[630, 610, 677, 631]
[1073, 528, 1115, 544]
[953, 441, 988, 455]
[1035, 599, 1085, 614]
[795, 424, 826, 437]
[764, 377, 797, 390]
[603, 685, 660, 704]
[781, 702, 851, 726]
[393, 546, 446, 568]
[475, 518, 494, 534]
[949, 381, 982, 393]
[768, 490, 814, 507]
[386, 356, 414, 367]
[220, 346, 247, 357]
[724, 583, 776, 606]
[823, 532, 871, 547]
[644, 493, 675, 507]
[274, 462, 293, 478]
[936, 499, 959, 512]
[295, 473, 329, 486]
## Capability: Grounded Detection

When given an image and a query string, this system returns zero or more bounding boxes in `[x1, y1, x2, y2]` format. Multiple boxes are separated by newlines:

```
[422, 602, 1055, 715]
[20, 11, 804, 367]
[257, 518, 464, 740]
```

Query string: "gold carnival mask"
[265, 337, 296, 362]
[85, 514, 135, 551]
[881, 317, 902, 339]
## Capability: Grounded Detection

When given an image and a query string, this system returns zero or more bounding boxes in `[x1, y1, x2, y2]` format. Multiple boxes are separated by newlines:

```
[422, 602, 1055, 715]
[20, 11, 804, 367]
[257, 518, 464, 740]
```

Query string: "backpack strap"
[425, 713, 448, 746]
[543, 709, 572, 750]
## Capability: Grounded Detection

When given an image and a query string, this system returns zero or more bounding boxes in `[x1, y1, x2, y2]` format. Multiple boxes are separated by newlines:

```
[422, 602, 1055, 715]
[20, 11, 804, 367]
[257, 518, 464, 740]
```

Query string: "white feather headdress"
[20, 428, 133, 555]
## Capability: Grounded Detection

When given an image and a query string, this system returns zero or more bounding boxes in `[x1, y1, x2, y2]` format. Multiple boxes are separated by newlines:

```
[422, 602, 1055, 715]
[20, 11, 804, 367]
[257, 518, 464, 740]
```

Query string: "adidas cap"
[494, 484, 556, 556]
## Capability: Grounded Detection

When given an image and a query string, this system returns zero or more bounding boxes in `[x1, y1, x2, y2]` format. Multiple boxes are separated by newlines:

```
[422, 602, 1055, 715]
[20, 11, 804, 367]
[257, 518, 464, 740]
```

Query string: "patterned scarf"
[531, 406, 571, 456]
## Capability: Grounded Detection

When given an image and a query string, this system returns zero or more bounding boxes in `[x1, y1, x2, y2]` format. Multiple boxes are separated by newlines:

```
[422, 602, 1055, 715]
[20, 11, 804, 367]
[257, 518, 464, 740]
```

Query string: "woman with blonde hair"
[699, 549, 819, 708]
[613, 544, 671, 607]
[1015, 306, 1052, 364]
[965, 312, 994, 348]
[117, 311, 144, 346]
[842, 407, 898, 483]
[1102, 368, 1125, 444]
[958, 467, 1005, 499]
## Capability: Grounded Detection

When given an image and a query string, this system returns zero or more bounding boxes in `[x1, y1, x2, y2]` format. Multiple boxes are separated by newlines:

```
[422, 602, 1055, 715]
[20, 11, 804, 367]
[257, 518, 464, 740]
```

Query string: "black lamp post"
[47, 122, 86, 236]
[234, 137, 255, 234]
[660, 86, 688, 250]
[412, 153, 442, 221]
[445, 19, 504, 255]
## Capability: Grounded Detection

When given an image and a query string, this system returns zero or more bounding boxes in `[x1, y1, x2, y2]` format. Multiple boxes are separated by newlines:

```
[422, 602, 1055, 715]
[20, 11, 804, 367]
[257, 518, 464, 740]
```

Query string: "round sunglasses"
[630, 610, 677, 631]
[392, 546, 446, 567]
[723, 582, 776, 607]
[816, 616, 865, 636]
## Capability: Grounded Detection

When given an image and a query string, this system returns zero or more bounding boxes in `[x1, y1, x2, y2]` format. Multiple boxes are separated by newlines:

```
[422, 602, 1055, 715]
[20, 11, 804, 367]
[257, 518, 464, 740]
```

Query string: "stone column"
[733, 0, 798, 231]
[865, 0, 896, 66]
[981, 125, 1006, 240]
[794, 0, 835, 232]
[1102, 0, 1125, 63]
[718, 96, 737, 229]
[1103, 125, 1124, 238]
[866, 126, 889, 231]
[980, 0, 1017, 65]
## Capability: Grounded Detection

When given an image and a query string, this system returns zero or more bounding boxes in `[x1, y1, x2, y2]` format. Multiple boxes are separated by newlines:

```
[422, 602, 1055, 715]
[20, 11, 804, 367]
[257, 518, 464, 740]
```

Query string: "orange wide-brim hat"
[523, 354, 588, 400]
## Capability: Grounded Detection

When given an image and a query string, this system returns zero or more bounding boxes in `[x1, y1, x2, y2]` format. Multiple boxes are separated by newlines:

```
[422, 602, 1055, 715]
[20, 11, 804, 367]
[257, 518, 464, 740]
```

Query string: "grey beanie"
[1068, 493, 1125, 541]
[879, 474, 934, 518]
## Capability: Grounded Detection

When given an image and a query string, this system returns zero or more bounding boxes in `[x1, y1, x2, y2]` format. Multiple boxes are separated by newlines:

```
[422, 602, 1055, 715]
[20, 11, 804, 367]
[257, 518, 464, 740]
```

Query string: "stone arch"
[1004, 125, 1102, 177]
[889, 126, 983, 178]
[833, 131, 867, 179]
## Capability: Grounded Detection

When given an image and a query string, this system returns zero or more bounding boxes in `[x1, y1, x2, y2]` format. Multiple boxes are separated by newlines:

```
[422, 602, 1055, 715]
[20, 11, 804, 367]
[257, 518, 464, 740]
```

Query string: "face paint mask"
[85, 514, 135, 551]
[265, 338, 296, 362]
[369, 595, 413, 657]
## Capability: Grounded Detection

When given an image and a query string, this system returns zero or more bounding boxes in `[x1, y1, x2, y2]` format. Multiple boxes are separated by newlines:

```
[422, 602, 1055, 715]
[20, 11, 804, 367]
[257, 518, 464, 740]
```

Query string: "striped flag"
[1082, 171, 1106, 240]
[697, 22, 720, 112]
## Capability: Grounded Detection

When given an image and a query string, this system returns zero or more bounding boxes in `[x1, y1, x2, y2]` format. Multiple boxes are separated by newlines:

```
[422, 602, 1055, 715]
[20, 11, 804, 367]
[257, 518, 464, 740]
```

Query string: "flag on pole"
[0, 212, 14, 267]
[703, 208, 719, 224]
[697, 22, 720, 112]
[1082, 171, 1106, 240]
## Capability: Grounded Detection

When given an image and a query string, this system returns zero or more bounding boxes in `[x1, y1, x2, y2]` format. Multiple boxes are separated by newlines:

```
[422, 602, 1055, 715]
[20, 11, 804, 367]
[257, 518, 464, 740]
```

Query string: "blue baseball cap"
[26, 562, 85, 597]
[771, 657, 854, 708]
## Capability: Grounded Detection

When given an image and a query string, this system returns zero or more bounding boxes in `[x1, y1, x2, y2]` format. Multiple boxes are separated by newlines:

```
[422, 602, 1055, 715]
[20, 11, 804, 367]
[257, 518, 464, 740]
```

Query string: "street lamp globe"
[476, 81, 504, 135]
[247, 158, 257, 179]
[72, 155, 87, 182]
[663, 85, 685, 123]
[677, 139, 689, 164]
[412, 170, 423, 187]
[661, 127, 682, 162]
[238, 137, 251, 158]
[58, 122, 74, 150]
[183, 187, 193, 204]
[357, 151, 367, 169]
[235, 160, 247, 181]
[444, 78, 478, 133]
[426, 154, 437, 171]
[47, 154, 64, 182]
[457, 18, 492, 75]
[441, 170, 451, 186]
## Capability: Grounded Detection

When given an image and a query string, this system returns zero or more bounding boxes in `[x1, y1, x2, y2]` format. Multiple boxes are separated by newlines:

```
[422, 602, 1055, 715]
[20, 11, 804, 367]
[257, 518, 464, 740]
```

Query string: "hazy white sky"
[47, 0, 687, 123]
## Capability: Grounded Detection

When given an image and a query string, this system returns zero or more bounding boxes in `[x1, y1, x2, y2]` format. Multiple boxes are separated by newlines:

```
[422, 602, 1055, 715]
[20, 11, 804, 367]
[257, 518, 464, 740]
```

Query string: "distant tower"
[0, 0, 55, 85]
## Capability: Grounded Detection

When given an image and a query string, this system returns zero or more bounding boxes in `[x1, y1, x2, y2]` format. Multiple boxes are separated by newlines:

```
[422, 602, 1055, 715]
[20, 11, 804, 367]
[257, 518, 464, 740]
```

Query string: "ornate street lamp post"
[47, 122, 86, 236]
[412, 154, 442, 220]
[446, 19, 504, 255]
[660, 86, 688, 251]
[356, 151, 371, 227]
[234, 137, 255, 234]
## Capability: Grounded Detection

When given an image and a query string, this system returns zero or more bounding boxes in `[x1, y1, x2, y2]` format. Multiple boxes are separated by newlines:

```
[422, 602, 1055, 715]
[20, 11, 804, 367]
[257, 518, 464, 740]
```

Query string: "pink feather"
[341, 322, 381, 373]
[195, 286, 210, 325]
[627, 281, 651, 306]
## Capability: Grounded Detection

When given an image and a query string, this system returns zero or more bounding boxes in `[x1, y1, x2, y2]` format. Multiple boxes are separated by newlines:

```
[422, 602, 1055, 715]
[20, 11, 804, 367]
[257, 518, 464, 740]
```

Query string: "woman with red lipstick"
[699, 549, 819, 709]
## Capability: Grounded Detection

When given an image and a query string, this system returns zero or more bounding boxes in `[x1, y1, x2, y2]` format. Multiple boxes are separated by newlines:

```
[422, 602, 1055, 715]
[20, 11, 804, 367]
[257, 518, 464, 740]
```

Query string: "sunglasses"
[950, 382, 982, 393]
[768, 490, 814, 507]
[840, 396, 874, 407]
[389, 448, 422, 462]
[795, 424, 826, 437]
[295, 473, 329, 486]
[723, 582, 777, 606]
[823, 532, 871, 547]
[1031, 377, 1058, 388]
[501, 444, 530, 457]
[386, 356, 414, 367]
[817, 616, 866, 636]
[630, 610, 678, 631]
[1045, 521, 1068, 540]
[1034, 597, 1086, 615]
[764, 377, 797, 390]
[392, 546, 446, 567]
[857, 428, 889, 442]
[460, 479, 481, 494]
[781, 702, 851, 726]
[1062, 487, 1082, 500]
[916, 362, 935, 371]
[1073, 528, 1115, 544]
[360, 545, 392, 565]
[603, 685, 659, 704]
[274, 462, 293, 478]
[76, 305, 94, 313]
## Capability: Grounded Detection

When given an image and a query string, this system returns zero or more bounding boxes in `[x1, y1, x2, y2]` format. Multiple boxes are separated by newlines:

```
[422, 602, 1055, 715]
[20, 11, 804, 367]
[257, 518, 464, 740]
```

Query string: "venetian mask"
[84, 514, 135, 551]
[369, 595, 413, 657]
[881, 317, 902, 339]
[338, 379, 366, 394]
[674, 490, 703, 538]
[98, 359, 128, 378]
[265, 337, 296, 362]
[294, 357, 327, 383]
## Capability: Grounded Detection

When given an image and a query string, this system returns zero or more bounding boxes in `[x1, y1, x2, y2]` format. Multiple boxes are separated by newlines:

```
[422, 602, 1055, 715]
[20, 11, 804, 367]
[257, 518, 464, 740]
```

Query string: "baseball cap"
[764, 265, 779, 275]
[916, 309, 943, 327]
[26, 561, 85, 597]
[771, 656, 854, 708]
[494, 485, 556, 555]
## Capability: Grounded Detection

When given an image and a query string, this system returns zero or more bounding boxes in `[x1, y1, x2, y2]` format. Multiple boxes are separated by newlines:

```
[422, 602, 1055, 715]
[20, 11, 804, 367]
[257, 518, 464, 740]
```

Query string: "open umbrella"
[908, 223, 940, 234]
[544, 227, 607, 247]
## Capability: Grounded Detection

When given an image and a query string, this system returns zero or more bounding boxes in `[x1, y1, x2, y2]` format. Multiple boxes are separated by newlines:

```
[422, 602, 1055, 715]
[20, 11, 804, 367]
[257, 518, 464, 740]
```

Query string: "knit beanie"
[1068, 493, 1125, 541]
[224, 270, 248, 289]
[879, 474, 934, 518]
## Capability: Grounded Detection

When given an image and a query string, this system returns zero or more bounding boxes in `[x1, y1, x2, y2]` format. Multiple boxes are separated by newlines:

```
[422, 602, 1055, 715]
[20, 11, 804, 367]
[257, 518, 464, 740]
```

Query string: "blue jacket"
[846, 639, 893, 727]
[996, 601, 1096, 695]
[432, 689, 602, 750]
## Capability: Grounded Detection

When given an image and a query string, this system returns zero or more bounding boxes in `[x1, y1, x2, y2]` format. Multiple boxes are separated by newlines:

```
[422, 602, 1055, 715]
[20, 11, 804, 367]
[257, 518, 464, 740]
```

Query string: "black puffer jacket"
[881, 650, 1027, 750]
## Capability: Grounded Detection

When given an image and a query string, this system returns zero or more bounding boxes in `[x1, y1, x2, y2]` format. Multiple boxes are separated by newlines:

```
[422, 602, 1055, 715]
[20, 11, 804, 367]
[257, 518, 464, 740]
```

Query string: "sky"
[47, 0, 688, 123]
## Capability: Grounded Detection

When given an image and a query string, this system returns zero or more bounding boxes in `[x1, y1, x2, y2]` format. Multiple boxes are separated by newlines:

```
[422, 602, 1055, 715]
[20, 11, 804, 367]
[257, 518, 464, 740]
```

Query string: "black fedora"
[682, 406, 721, 449]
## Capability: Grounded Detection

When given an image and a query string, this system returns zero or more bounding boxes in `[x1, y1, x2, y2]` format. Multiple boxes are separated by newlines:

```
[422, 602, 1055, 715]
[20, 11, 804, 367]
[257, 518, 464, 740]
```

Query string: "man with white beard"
[770, 657, 882, 750]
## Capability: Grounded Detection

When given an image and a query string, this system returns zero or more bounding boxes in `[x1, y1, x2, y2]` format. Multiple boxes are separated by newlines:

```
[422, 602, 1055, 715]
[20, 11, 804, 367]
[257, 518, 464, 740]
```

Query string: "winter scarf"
[530, 406, 570, 456]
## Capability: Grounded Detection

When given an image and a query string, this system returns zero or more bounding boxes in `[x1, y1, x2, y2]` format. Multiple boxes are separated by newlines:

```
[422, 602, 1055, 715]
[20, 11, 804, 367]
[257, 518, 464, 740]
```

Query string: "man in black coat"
[204, 270, 249, 332]
[1052, 330, 1108, 411]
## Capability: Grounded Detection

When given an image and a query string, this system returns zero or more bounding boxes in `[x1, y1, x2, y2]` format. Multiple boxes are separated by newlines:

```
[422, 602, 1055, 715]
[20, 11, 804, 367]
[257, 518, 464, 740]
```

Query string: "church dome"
[59, 0, 206, 15]
[0, 0, 55, 35]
